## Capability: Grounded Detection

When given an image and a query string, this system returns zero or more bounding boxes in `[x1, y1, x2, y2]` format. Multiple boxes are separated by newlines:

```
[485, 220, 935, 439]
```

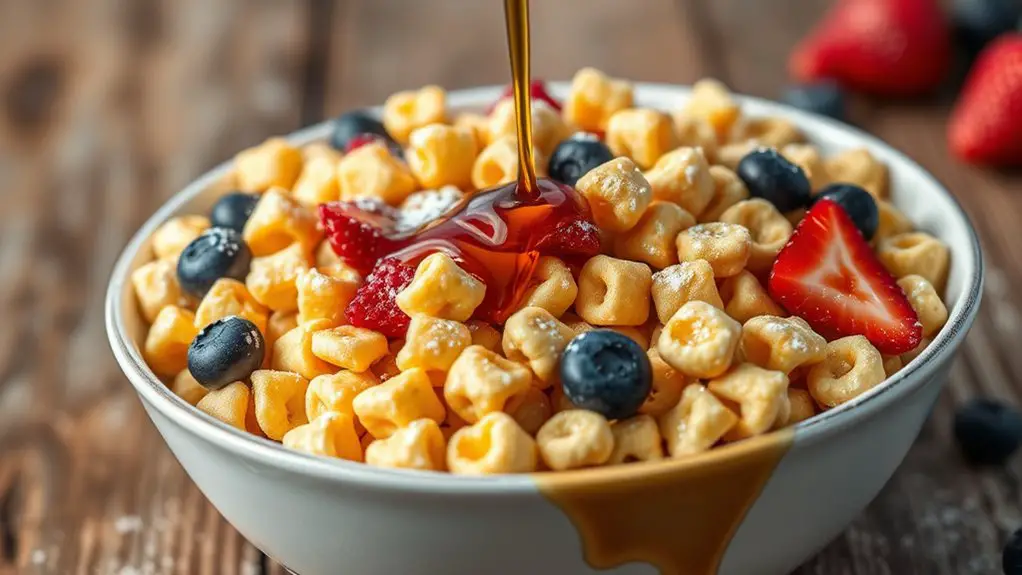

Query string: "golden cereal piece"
[549, 385, 579, 414]
[708, 363, 789, 440]
[781, 144, 829, 191]
[575, 255, 653, 326]
[563, 67, 634, 132]
[672, 114, 719, 162]
[683, 79, 741, 141]
[132, 259, 194, 324]
[657, 300, 741, 379]
[171, 370, 208, 406]
[613, 201, 696, 270]
[730, 116, 804, 148]
[196, 381, 250, 430]
[612, 326, 650, 350]
[406, 124, 478, 189]
[271, 319, 335, 380]
[242, 188, 322, 257]
[194, 278, 269, 334]
[505, 386, 553, 436]
[676, 222, 752, 278]
[605, 108, 679, 169]
[296, 268, 358, 327]
[719, 199, 793, 273]
[502, 307, 575, 386]
[234, 138, 304, 192]
[644, 147, 715, 218]
[310, 326, 388, 372]
[365, 419, 446, 471]
[715, 140, 761, 171]
[396, 253, 486, 322]
[305, 370, 378, 421]
[718, 271, 785, 324]
[897, 275, 948, 338]
[877, 232, 950, 290]
[399, 186, 465, 228]
[315, 240, 342, 269]
[883, 354, 904, 377]
[246, 243, 312, 312]
[250, 370, 309, 440]
[337, 142, 418, 206]
[292, 155, 340, 208]
[283, 412, 362, 461]
[608, 415, 665, 464]
[874, 200, 914, 243]
[658, 383, 738, 457]
[650, 260, 723, 325]
[808, 335, 886, 408]
[640, 348, 687, 417]
[778, 387, 816, 427]
[825, 148, 888, 199]
[371, 343, 402, 382]
[700, 166, 751, 223]
[265, 310, 298, 358]
[518, 256, 578, 318]
[444, 345, 532, 423]
[454, 112, 489, 149]
[447, 412, 537, 475]
[397, 316, 472, 373]
[382, 85, 447, 145]
[466, 320, 502, 352]
[900, 337, 931, 365]
[536, 410, 615, 471]
[144, 306, 199, 377]
[301, 142, 342, 164]
[741, 315, 827, 374]
[352, 368, 445, 439]
[487, 99, 569, 156]
[471, 135, 547, 190]
[151, 216, 210, 262]
[575, 157, 653, 233]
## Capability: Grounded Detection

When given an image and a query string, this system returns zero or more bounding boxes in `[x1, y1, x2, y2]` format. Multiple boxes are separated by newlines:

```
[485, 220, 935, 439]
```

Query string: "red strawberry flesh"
[769, 198, 922, 355]
[486, 80, 562, 114]
[345, 258, 416, 338]
[318, 201, 406, 274]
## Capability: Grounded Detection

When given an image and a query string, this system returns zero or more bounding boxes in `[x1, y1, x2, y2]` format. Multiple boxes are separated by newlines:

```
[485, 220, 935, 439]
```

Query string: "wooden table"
[1, 1, 1019, 573]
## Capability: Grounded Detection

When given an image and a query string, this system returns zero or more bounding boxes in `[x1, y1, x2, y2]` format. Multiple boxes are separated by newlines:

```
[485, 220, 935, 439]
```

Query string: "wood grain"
[0, 0, 1019, 573]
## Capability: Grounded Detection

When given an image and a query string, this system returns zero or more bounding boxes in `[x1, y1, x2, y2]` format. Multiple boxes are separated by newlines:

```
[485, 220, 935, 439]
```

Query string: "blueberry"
[176, 227, 252, 298]
[210, 192, 260, 233]
[953, 398, 1022, 465]
[736, 148, 812, 212]
[952, 0, 1021, 53]
[782, 82, 846, 122]
[1004, 526, 1022, 575]
[329, 110, 390, 151]
[548, 133, 615, 187]
[814, 184, 879, 241]
[187, 316, 265, 390]
[559, 330, 652, 420]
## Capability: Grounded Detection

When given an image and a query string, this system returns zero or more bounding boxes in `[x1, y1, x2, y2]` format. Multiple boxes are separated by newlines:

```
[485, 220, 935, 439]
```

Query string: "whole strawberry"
[948, 35, 1022, 166]
[790, 0, 951, 97]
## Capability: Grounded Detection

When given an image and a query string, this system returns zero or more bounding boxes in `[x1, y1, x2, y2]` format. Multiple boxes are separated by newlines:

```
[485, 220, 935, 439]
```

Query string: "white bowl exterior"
[109, 84, 982, 575]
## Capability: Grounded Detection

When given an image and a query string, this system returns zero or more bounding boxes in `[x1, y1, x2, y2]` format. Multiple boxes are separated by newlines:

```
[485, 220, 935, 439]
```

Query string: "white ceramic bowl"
[106, 83, 983, 575]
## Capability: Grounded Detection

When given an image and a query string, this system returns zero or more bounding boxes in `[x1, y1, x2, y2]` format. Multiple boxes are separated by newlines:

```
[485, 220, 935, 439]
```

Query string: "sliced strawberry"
[534, 217, 602, 258]
[344, 258, 416, 338]
[318, 201, 405, 274]
[769, 198, 922, 355]
[485, 79, 562, 114]
[948, 35, 1022, 167]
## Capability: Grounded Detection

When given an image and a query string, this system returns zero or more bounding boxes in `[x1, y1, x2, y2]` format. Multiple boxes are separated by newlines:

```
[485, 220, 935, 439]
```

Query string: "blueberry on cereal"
[736, 148, 812, 212]
[177, 227, 252, 298]
[187, 316, 265, 390]
[210, 192, 260, 233]
[329, 110, 391, 151]
[782, 82, 846, 121]
[953, 398, 1022, 465]
[548, 133, 615, 187]
[815, 183, 879, 240]
[560, 330, 652, 420]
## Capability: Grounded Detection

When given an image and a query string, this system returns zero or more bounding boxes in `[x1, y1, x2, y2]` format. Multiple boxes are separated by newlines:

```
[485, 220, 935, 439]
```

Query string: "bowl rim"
[106, 82, 983, 495]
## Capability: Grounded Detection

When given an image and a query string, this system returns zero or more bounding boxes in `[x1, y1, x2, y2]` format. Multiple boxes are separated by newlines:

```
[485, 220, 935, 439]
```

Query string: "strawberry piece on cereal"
[318, 200, 407, 274]
[486, 79, 562, 114]
[768, 198, 922, 355]
[345, 257, 417, 338]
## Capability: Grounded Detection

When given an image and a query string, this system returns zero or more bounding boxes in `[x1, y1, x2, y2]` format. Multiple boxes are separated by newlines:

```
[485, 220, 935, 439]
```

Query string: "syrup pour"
[504, 0, 538, 198]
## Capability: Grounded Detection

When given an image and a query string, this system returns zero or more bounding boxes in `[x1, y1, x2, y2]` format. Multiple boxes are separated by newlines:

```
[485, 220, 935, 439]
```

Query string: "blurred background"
[1, 0, 1021, 573]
